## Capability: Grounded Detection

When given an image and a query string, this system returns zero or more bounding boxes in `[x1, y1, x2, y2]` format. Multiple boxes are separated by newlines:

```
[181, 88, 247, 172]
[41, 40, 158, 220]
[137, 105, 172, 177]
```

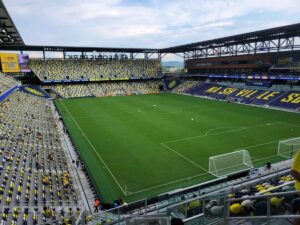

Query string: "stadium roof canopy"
[0, 45, 160, 54]
[0, 1, 24, 46]
[1, 23, 299, 58]
[161, 23, 300, 54]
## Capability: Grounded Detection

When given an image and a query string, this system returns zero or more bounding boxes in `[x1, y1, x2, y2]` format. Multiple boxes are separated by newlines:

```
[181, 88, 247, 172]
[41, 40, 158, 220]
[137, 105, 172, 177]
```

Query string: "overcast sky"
[3, 0, 300, 59]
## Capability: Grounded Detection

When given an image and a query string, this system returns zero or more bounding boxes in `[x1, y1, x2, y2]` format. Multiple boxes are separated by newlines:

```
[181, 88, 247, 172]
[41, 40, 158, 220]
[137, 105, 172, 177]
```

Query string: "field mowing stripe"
[59, 101, 126, 195]
[127, 172, 208, 196]
[163, 122, 281, 144]
[160, 143, 209, 172]
[137, 106, 183, 114]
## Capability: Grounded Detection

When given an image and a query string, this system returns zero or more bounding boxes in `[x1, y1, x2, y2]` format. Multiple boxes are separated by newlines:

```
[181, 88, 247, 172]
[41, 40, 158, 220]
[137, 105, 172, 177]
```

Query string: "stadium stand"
[44, 80, 161, 98]
[270, 60, 300, 73]
[0, 73, 19, 95]
[173, 80, 300, 111]
[29, 58, 162, 82]
[48, 84, 92, 98]
[171, 80, 202, 93]
[18, 86, 50, 98]
[0, 90, 85, 224]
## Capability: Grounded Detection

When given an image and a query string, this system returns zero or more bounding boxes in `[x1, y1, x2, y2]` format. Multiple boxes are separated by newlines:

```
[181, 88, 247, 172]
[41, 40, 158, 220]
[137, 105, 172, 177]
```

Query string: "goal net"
[209, 150, 253, 177]
[278, 137, 300, 159]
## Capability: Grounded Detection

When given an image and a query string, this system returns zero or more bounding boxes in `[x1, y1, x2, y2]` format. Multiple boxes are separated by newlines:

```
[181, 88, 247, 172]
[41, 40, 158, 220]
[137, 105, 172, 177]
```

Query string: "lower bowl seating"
[0, 91, 81, 224]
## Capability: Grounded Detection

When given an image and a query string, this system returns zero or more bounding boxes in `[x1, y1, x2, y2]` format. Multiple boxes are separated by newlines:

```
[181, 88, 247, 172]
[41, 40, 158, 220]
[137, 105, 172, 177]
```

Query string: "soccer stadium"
[0, 0, 300, 224]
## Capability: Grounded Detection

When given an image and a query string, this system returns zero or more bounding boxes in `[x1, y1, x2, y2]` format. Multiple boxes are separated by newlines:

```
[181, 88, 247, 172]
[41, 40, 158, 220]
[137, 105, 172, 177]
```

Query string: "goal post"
[209, 150, 253, 177]
[278, 137, 300, 159]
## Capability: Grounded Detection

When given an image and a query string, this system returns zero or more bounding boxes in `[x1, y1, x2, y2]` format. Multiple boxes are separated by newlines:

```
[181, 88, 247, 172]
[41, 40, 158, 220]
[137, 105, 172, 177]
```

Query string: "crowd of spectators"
[30, 58, 162, 81]
[45, 81, 161, 98]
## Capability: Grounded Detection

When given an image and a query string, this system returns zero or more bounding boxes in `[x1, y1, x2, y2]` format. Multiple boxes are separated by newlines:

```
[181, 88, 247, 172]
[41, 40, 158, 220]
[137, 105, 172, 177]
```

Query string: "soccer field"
[54, 93, 300, 203]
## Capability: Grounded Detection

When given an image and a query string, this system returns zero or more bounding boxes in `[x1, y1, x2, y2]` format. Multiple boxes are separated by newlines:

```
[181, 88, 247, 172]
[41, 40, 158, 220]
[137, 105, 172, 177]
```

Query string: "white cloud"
[3, 0, 300, 48]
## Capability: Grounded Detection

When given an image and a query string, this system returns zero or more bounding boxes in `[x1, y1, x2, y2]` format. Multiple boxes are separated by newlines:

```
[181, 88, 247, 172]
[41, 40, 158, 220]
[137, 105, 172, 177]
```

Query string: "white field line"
[163, 122, 282, 144]
[160, 122, 300, 177]
[253, 155, 282, 162]
[245, 142, 285, 163]
[125, 190, 133, 195]
[234, 138, 288, 151]
[160, 143, 209, 173]
[126, 172, 208, 196]
[279, 122, 300, 128]
[204, 126, 242, 136]
[141, 123, 298, 194]
[233, 122, 300, 161]
[60, 101, 126, 195]
[250, 156, 258, 161]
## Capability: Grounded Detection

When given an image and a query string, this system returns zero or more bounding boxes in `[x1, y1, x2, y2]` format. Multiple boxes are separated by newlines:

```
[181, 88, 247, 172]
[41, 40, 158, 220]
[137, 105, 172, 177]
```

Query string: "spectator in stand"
[292, 152, 300, 225]
[229, 202, 244, 216]
[291, 151, 300, 191]
[94, 198, 101, 212]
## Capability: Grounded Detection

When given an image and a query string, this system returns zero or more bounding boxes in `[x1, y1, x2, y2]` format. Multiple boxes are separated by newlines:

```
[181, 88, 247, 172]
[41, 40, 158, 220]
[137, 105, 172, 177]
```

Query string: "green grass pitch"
[54, 93, 300, 203]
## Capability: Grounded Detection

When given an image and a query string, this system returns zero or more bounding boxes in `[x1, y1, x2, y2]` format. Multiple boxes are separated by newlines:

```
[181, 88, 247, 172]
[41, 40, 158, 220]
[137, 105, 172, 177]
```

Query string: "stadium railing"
[86, 164, 292, 225]
[164, 178, 295, 224]
[224, 190, 300, 225]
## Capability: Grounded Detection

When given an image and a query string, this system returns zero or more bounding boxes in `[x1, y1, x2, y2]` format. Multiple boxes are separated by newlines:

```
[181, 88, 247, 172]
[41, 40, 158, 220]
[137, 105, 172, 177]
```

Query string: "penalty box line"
[160, 122, 282, 173]
[234, 138, 291, 161]
[252, 155, 281, 162]
[60, 101, 127, 195]
[160, 143, 209, 173]
[160, 122, 299, 173]
[126, 172, 209, 196]
[163, 122, 282, 144]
